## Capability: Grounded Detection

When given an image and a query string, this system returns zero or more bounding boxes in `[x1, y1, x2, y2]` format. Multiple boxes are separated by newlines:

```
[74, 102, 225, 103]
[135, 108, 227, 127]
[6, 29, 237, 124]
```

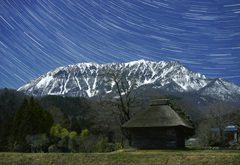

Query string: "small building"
[212, 125, 239, 142]
[122, 99, 194, 149]
[225, 126, 239, 141]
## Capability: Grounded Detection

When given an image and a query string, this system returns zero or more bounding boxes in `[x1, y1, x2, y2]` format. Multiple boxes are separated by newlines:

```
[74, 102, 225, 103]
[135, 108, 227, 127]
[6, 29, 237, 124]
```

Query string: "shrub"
[48, 144, 60, 153]
[229, 140, 240, 149]
[95, 137, 121, 152]
[49, 124, 78, 152]
[26, 134, 49, 153]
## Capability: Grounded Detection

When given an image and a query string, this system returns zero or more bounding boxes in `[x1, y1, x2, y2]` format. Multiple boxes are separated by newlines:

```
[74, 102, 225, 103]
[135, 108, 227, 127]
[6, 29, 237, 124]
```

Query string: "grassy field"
[1, 149, 240, 164]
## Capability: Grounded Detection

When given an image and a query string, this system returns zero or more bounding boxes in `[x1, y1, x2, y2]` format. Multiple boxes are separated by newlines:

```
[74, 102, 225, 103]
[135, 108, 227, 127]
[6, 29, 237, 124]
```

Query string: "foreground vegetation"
[1, 149, 240, 164]
[0, 88, 195, 153]
[1, 88, 240, 153]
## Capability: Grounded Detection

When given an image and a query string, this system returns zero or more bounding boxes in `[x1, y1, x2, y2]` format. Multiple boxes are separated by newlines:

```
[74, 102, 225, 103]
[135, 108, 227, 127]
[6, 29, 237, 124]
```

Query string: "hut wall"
[131, 127, 179, 149]
[176, 127, 185, 148]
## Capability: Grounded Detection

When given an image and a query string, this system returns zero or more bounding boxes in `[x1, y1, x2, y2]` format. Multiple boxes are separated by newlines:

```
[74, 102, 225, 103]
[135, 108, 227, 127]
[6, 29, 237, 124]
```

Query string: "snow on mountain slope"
[17, 60, 240, 102]
[200, 78, 240, 102]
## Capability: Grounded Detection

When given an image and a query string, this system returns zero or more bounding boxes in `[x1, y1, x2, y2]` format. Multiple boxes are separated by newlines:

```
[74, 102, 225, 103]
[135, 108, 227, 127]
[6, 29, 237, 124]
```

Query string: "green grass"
[1, 149, 240, 164]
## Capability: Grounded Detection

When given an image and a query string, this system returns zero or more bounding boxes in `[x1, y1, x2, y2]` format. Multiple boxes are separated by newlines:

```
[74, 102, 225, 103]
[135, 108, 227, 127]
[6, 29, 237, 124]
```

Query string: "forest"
[0, 88, 240, 153]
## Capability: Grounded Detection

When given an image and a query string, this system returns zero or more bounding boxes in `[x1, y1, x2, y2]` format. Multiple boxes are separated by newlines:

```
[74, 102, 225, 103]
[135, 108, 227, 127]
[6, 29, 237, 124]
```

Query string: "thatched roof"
[122, 99, 194, 129]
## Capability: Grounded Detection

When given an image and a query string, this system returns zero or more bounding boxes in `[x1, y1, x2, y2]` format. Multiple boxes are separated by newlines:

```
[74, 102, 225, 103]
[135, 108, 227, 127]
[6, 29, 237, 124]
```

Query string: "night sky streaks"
[0, 0, 240, 89]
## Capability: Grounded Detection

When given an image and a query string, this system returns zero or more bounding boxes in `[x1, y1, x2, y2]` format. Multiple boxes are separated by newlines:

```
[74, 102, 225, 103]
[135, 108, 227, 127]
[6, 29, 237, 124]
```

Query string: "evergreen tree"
[62, 112, 71, 130]
[42, 109, 54, 134]
[0, 115, 14, 151]
[10, 97, 28, 147]
[0, 88, 28, 132]
[71, 115, 81, 134]
[10, 96, 54, 152]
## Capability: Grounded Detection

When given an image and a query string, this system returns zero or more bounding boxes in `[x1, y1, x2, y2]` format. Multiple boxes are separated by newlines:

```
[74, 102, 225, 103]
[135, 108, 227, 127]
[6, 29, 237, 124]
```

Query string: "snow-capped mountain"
[18, 60, 240, 103]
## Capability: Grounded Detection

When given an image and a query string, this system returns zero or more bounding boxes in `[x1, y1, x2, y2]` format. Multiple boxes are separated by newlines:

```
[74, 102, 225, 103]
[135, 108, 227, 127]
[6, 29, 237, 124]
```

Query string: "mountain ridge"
[17, 60, 240, 104]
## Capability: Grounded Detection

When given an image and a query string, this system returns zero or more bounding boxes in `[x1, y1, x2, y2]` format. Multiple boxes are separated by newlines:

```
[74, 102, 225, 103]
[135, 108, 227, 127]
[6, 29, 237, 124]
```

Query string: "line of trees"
[0, 95, 121, 153]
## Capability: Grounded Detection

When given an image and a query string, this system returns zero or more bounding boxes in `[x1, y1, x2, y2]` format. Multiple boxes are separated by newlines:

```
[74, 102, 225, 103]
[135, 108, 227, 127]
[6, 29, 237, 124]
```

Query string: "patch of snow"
[36, 75, 53, 88]
[75, 76, 81, 90]
[200, 97, 206, 101]
[106, 90, 112, 94]
[127, 59, 146, 66]
[83, 77, 92, 97]
[62, 74, 71, 94]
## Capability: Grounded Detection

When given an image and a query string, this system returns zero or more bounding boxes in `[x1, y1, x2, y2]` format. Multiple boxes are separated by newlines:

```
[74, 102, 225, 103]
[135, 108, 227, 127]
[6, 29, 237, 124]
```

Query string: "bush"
[48, 144, 60, 153]
[49, 124, 78, 152]
[95, 137, 121, 152]
[229, 140, 240, 149]
[26, 134, 49, 153]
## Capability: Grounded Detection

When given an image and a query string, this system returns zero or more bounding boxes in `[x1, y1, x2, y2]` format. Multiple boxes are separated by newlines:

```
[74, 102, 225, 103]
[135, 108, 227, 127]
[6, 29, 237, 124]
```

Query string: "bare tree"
[207, 102, 228, 146]
[99, 68, 141, 147]
[227, 110, 240, 143]
[197, 119, 212, 146]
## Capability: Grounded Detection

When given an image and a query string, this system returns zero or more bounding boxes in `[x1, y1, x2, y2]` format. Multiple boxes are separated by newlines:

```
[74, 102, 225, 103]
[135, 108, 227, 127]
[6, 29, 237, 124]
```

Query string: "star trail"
[0, 0, 239, 89]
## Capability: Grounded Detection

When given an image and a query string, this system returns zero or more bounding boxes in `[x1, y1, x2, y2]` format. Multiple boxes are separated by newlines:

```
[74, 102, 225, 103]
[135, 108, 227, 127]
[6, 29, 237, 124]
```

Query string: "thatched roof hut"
[122, 99, 194, 149]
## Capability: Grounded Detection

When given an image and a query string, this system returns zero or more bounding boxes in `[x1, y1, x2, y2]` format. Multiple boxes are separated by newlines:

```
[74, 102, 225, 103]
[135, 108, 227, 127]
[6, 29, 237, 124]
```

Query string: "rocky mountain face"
[18, 60, 240, 110]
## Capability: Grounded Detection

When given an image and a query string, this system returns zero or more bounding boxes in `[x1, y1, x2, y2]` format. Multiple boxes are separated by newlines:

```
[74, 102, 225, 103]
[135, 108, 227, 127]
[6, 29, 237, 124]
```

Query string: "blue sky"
[0, 0, 240, 89]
